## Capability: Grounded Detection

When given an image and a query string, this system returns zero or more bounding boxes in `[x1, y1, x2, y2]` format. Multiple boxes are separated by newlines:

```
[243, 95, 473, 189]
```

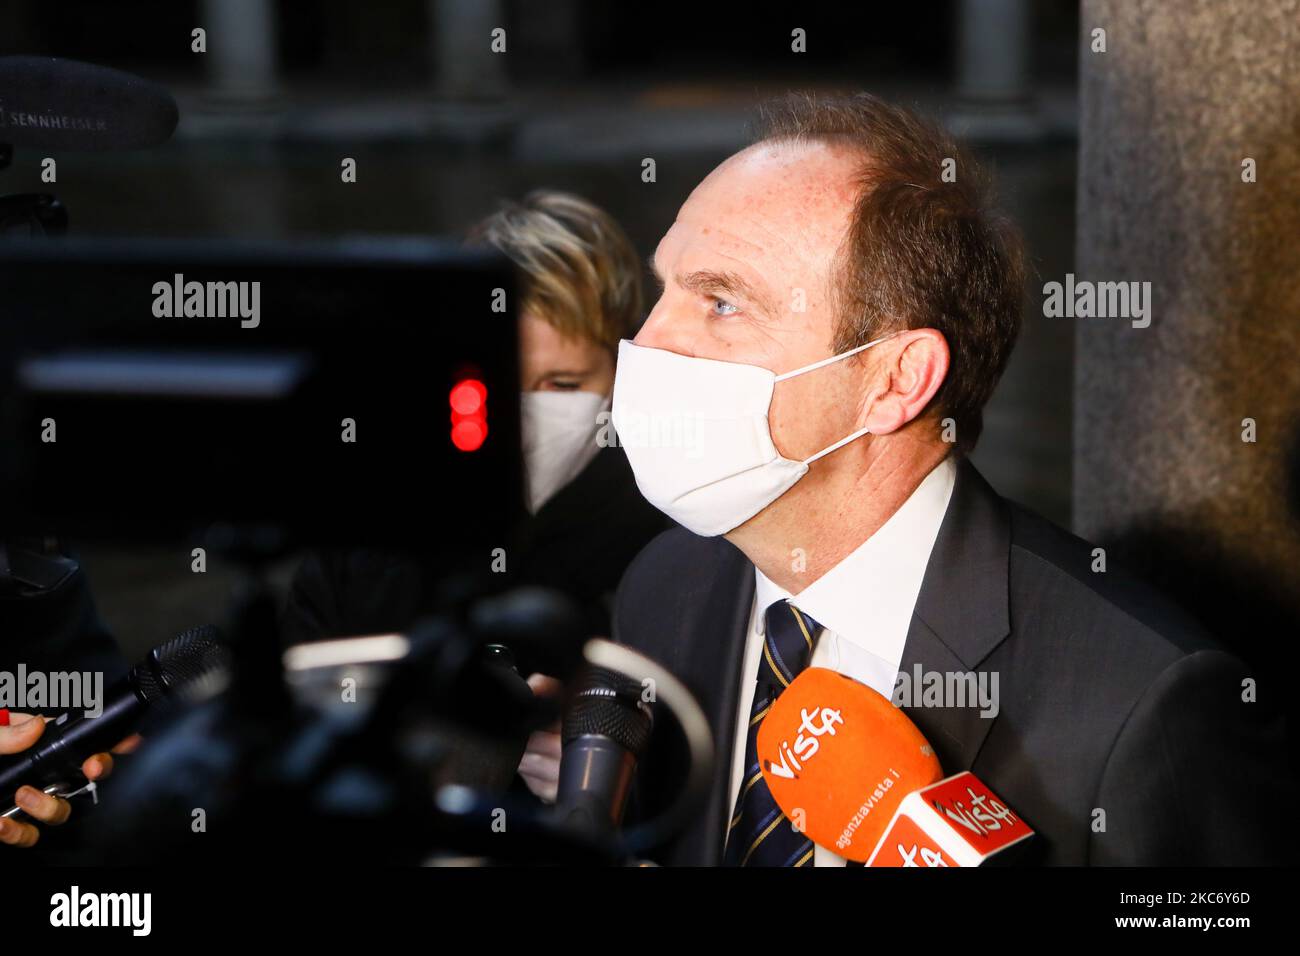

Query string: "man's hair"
[755, 92, 1025, 454]
[469, 190, 643, 352]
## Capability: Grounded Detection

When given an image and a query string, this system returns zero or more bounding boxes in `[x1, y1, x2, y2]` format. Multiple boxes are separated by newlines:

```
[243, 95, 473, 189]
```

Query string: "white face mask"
[610, 332, 899, 536]
[520, 390, 609, 514]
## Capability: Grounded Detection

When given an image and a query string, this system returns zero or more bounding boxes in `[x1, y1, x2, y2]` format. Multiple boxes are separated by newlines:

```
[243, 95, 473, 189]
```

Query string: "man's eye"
[547, 380, 581, 390]
[711, 298, 739, 317]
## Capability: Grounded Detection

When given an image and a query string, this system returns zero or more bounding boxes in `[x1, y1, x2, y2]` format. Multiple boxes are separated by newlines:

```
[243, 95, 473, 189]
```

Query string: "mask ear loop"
[773, 328, 908, 383]
[773, 329, 908, 465]
[802, 424, 874, 465]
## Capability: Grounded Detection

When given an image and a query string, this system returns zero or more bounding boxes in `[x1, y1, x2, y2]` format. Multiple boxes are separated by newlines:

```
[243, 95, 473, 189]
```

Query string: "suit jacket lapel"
[899, 457, 1012, 772]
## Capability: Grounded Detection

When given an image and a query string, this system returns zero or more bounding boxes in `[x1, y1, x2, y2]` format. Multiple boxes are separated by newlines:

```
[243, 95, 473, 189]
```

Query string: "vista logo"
[764, 705, 843, 780]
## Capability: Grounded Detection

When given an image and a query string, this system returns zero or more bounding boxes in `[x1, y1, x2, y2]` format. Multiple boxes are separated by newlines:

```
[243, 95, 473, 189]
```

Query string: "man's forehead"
[698, 140, 859, 211]
[661, 139, 860, 271]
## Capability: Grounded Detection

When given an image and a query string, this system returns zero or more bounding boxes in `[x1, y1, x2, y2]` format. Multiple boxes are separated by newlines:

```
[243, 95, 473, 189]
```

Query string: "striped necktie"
[723, 599, 822, 867]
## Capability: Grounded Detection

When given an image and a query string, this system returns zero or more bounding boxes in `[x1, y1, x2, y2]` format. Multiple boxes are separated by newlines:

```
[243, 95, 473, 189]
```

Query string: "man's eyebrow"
[678, 269, 776, 315]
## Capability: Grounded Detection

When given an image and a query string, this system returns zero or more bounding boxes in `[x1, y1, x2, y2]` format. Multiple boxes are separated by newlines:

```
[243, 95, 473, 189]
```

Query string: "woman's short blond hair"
[469, 191, 643, 351]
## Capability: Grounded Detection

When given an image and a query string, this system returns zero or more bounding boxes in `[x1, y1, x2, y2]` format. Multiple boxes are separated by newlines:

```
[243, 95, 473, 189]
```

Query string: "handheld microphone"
[555, 665, 653, 833]
[0, 56, 179, 151]
[756, 667, 941, 861]
[0, 624, 226, 796]
[865, 770, 1034, 866]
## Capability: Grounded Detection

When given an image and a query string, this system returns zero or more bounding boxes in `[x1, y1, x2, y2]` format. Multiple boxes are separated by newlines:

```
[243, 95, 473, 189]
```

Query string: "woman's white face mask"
[520, 390, 609, 514]
[610, 332, 899, 537]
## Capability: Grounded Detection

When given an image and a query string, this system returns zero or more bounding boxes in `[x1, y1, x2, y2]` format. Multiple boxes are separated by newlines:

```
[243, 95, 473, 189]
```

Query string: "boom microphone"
[0, 56, 179, 151]
[555, 665, 653, 833]
[0, 625, 226, 797]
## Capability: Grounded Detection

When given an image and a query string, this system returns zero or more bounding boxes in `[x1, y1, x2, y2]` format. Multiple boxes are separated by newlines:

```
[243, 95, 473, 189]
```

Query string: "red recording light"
[451, 418, 486, 452]
[450, 378, 488, 451]
[449, 379, 486, 415]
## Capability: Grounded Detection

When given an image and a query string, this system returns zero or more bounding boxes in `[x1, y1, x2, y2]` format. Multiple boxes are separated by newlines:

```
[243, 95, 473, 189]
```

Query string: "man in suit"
[525, 92, 1287, 865]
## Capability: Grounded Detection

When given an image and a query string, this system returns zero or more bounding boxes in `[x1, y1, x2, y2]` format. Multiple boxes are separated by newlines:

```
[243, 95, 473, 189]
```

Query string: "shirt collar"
[753, 456, 956, 666]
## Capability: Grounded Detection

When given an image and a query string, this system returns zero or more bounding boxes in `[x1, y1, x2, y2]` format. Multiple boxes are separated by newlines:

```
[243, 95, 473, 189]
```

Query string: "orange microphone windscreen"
[757, 667, 942, 861]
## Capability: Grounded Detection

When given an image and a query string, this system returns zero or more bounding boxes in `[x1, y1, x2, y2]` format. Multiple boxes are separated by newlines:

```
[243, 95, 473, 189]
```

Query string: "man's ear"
[861, 328, 950, 435]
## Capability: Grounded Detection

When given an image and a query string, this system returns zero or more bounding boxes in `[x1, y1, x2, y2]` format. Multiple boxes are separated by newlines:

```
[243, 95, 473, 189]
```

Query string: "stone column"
[1074, 1, 1300, 672]
[200, 0, 279, 105]
[957, 0, 1032, 102]
[428, 0, 508, 99]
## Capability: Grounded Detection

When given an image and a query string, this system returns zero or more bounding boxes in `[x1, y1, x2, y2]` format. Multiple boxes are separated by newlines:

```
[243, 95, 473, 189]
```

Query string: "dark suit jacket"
[613, 458, 1290, 865]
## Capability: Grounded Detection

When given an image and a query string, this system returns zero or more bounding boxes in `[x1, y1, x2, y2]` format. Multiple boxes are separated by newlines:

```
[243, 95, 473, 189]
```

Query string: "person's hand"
[0, 711, 140, 847]
[518, 674, 563, 804]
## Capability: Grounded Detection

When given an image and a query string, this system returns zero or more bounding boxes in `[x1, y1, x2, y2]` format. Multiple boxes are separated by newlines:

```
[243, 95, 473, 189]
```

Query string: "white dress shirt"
[725, 456, 956, 866]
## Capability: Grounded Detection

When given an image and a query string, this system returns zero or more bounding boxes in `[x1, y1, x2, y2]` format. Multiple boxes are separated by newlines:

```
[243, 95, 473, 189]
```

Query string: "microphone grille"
[562, 665, 654, 757]
[133, 625, 228, 703]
